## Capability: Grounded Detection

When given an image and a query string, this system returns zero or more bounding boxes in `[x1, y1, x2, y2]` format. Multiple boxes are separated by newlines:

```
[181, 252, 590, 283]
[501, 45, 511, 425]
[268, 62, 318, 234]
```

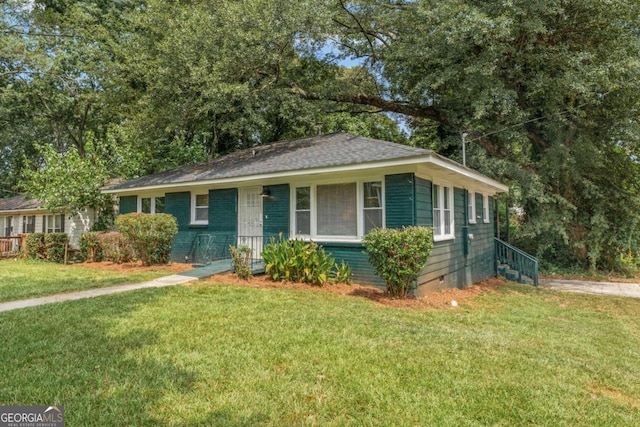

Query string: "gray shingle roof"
[104, 133, 433, 191]
[0, 195, 43, 212]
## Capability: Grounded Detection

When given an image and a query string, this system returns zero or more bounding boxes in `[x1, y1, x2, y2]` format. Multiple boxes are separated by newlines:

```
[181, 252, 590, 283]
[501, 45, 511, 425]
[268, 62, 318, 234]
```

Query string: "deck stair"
[495, 238, 539, 286]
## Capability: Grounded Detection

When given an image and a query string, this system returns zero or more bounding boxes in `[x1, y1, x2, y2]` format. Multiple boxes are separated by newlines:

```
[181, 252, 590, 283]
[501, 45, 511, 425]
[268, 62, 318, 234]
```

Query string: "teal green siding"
[417, 187, 467, 292]
[165, 191, 198, 262]
[415, 177, 432, 227]
[319, 242, 385, 287]
[385, 173, 415, 228]
[119, 196, 137, 214]
[208, 188, 238, 259]
[263, 184, 290, 241]
[468, 196, 495, 282]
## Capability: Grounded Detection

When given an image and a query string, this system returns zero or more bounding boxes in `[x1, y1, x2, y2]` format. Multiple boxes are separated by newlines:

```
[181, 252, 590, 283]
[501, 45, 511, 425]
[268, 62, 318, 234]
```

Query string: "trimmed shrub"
[115, 213, 178, 265]
[262, 236, 350, 286]
[99, 232, 135, 263]
[44, 233, 69, 263]
[363, 226, 434, 298]
[229, 245, 252, 280]
[24, 233, 46, 260]
[79, 231, 103, 262]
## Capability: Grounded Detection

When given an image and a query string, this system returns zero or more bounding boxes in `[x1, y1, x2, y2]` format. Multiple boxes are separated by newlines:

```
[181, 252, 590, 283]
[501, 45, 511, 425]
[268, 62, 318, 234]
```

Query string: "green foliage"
[333, 261, 353, 285]
[229, 245, 253, 280]
[4, 0, 640, 272]
[79, 232, 103, 262]
[263, 237, 345, 287]
[24, 234, 46, 261]
[363, 227, 434, 298]
[24, 233, 68, 263]
[115, 213, 178, 265]
[98, 232, 135, 264]
[43, 233, 69, 264]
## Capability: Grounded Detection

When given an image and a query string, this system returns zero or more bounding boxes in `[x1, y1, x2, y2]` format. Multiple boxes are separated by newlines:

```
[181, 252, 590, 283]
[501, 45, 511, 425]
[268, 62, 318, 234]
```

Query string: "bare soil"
[198, 273, 507, 310]
[74, 261, 506, 309]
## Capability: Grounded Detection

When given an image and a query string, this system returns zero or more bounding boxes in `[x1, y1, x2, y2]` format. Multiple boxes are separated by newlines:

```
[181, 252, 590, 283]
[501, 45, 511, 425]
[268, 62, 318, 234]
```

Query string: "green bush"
[24, 233, 46, 260]
[99, 232, 135, 263]
[44, 233, 69, 263]
[229, 245, 253, 280]
[115, 213, 178, 265]
[79, 231, 103, 262]
[363, 226, 434, 298]
[262, 236, 350, 286]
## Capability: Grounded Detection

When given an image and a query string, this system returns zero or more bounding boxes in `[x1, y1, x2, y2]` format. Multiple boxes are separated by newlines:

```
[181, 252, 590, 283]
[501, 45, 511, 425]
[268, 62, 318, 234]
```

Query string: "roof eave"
[102, 153, 508, 195]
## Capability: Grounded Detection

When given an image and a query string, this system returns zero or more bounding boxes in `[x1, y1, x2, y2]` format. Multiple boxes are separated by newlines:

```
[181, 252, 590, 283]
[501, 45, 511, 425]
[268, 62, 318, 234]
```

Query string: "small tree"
[115, 213, 178, 265]
[363, 227, 434, 298]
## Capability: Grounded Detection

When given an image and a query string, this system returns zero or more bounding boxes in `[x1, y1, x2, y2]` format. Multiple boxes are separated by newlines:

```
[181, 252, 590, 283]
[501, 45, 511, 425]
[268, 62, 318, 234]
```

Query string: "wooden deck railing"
[0, 235, 25, 257]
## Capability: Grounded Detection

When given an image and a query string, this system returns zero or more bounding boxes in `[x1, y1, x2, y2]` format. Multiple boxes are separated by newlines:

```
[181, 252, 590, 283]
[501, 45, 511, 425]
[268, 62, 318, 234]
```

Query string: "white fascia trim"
[0, 208, 48, 215]
[428, 154, 509, 193]
[103, 153, 508, 195]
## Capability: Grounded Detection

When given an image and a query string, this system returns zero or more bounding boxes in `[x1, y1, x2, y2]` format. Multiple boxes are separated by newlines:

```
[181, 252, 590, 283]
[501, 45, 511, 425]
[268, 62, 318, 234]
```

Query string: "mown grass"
[0, 281, 639, 426]
[0, 259, 179, 302]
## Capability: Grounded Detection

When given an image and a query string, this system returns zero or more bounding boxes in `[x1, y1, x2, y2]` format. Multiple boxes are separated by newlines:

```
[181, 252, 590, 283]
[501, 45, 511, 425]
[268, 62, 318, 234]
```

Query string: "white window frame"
[433, 182, 455, 242]
[468, 191, 476, 224]
[191, 192, 209, 225]
[483, 194, 490, 223]
[291, 178, 385, 242]
[137, 195, 165, 215]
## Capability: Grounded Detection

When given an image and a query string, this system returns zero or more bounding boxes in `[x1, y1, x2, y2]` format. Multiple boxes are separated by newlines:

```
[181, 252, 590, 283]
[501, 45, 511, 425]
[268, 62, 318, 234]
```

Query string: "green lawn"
[0, 259, 182, 302]
[0, 281, 638, 426]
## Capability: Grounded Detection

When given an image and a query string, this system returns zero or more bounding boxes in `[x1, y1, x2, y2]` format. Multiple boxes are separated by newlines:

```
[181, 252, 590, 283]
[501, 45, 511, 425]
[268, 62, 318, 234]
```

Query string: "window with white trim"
[139, 196, 165, 214]
[192, 193, 209, 224]
[45, 214, 63, 233]
[483, 194, 490, 223]
[293, 180, 384, 240]
[295, 187, 311, 236]
[433, 183, 454, 240]
[468, 191, 476, 224]
[363, 181, 383, 234]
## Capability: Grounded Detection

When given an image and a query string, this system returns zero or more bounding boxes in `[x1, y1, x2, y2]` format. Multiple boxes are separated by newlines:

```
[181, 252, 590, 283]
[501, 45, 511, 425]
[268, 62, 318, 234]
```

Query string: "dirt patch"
[197, 273, 506, 310]
[74, 261, 193, 274]
[590, 384, 640, 409]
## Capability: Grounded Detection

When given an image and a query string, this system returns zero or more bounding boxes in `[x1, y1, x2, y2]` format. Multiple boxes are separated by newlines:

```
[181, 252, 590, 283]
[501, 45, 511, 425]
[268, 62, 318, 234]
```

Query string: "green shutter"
[263, 184, 290, 240]
[119, 196, 137, 215]
[385, 173, 415, 229]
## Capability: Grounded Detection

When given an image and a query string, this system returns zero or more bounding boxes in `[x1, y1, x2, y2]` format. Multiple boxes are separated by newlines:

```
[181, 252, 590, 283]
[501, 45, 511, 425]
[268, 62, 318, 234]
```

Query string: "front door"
[237, 186, 263, 259]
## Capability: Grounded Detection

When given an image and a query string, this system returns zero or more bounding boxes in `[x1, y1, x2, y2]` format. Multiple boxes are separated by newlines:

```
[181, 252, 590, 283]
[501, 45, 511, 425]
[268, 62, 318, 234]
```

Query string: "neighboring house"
[102, 133, 508, 295]
[0, 195, 95, 249]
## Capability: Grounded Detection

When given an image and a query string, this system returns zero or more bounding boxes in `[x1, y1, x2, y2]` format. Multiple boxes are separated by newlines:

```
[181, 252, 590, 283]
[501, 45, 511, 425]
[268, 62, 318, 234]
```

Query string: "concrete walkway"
[541, 279, 640, 299]
[0, 259, 234, 314]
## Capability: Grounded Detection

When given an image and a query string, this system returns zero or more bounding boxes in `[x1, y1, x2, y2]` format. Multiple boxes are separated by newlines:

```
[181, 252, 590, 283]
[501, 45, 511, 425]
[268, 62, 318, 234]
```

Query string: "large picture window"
[293, 180, 383, 240]
[433, 183, 454, 240]
[317, 183, 357, 237]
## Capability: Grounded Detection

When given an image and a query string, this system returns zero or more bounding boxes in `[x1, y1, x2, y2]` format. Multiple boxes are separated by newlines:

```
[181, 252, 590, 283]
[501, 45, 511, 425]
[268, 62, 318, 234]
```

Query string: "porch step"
[497, 263, 534, 285]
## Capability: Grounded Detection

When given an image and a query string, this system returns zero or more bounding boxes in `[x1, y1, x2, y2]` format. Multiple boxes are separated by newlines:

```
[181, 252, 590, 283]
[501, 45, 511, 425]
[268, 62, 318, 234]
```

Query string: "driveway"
[541, 279, 640, 299]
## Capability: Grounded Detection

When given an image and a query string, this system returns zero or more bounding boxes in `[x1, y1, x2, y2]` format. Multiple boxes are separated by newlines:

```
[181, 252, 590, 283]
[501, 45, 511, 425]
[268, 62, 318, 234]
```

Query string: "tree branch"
[290, 84, 447, 123]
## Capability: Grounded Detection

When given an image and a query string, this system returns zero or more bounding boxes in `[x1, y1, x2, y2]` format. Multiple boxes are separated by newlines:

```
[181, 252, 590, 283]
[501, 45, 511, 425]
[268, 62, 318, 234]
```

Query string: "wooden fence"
[0, 235, 26, 257]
